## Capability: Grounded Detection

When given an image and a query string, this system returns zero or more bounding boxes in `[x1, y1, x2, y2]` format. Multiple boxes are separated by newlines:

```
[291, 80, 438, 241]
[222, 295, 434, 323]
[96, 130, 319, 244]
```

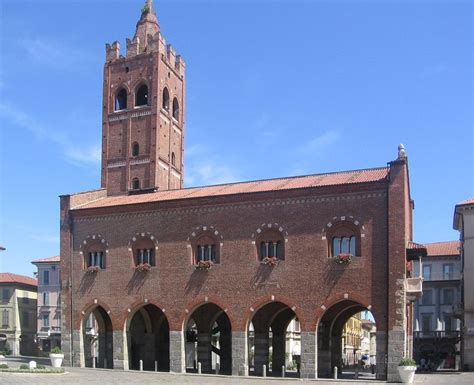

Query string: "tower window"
[132, 178, 140, 190]
[171, 152, 176, 166]
[115, 88, 127, 111]
[172, 98, 179, 121]
[132, 142, 139, 157]
[162, 87, 169, 111]
[135, 84, 148, 107]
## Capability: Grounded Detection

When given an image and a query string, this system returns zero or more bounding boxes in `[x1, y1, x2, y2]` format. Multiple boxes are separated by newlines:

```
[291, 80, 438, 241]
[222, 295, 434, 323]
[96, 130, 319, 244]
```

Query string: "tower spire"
[134, 0, 160, 52]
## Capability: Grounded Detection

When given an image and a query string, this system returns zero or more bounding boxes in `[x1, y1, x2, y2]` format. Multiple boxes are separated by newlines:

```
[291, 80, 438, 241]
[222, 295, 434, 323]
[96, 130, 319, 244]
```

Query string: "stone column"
[300, 331, 317, 379]
[197, 332, 212, 373]
[169, 331, 185, 373]
[387, 329, 405, 382]
[72, 330, 81, 367]
[253, 331, 269, 376]
[112, 330, 125, 370]
[271, 329, 285, 376]
[376, 330, 387, 380]
[231, 331, 247, 376]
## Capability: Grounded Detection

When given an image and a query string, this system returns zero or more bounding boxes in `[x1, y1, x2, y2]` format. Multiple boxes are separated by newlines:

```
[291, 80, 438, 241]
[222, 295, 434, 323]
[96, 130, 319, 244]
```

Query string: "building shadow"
[78, 273, 96, 295]
[185, 268, 209, 296]
[125, 271, 148, 294]
[249, 264, 274, 289]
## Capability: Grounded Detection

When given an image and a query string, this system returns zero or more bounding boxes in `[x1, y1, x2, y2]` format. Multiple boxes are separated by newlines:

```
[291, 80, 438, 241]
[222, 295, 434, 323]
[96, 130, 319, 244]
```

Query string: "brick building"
[60, 1, 421, 380]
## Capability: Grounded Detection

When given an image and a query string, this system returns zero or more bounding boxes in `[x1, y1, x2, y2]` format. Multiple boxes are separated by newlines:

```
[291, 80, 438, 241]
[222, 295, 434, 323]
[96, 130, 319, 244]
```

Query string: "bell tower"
[101, 0, 185, 195]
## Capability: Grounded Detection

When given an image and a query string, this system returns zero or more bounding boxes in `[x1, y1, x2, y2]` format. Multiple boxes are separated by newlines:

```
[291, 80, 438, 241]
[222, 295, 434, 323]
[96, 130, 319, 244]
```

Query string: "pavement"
[1, 356, 473, 384]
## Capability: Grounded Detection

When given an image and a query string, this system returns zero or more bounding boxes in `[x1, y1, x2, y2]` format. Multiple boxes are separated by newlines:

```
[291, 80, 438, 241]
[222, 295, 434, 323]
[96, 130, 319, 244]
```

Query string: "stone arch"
[246, 299, 299, 377]
[315, 298, 384, 379]
[124, 301, 170, 372]
[184, 302, 232, 375]
[79, 304, 114, 369]
[251, 223, 289, 262]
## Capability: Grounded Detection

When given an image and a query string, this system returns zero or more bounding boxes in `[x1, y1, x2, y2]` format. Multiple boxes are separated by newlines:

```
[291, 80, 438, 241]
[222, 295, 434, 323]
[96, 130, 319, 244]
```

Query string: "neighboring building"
[361, 319, 377, 364]
[0, 273, 37, 356]
[454, 198, 474, 371]
[60, 1, 421, 381]
[31, 256, 61, 356]
[342, 313, 362, 366]
[413, 241, 461, 370]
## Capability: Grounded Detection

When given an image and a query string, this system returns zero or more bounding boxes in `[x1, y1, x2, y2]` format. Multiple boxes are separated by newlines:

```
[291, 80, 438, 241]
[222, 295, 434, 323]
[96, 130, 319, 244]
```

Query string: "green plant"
[50, 346, 63, 354]
[0, 364, 8, 369]
[2, 342, 11, 355]
[19, 364, 29, 370]
[36, 364, 46, 369]
[399, 358, 417, 366]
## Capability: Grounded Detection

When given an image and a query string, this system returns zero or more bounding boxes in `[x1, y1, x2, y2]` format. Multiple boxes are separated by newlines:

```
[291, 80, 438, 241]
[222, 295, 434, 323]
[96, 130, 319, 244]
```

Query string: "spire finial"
[397, 143, 407, 160]
[142, 0, 153, 14]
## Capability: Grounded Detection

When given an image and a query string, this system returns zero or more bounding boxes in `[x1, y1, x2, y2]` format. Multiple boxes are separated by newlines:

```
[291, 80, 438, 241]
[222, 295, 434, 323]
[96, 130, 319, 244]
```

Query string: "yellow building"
[0, 273, 38, 356]
[342, 312, 362, 366]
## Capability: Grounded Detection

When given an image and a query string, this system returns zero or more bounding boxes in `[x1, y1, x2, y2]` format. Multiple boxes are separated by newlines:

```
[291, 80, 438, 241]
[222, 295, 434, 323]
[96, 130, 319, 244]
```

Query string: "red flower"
[262, 256, 278, 267]
[86, 266, 101, 273]
[335, 253, 352, 265]
[196, 260, 213, 270]
[135, 263, 152, 272]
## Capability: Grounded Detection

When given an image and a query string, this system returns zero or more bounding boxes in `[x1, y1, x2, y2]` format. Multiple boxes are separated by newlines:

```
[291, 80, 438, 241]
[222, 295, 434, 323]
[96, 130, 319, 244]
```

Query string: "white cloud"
[300, 130, 340, 154]
[0, 103, 100, 167]
[22, 38, 95, 71]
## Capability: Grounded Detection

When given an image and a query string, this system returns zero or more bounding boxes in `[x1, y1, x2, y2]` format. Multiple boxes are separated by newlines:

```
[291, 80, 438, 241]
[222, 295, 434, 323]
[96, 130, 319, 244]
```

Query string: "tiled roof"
[31, 255, 60, 263]
[458, 197, 474, 206]
[425, 241, 460, 257]
[76, 167, 390, 210]
[0, 273, 37, 287]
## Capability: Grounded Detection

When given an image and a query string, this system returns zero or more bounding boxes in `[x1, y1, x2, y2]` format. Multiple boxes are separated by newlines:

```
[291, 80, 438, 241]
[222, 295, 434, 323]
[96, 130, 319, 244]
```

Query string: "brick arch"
[76, 300, 114, 329]
[311, 292, 380, 331]
[321, 215, 365, 238]
[251, 222, 289, 242]
[127, 232, 159, 251]
[240, 295, 305, 331]
[114, 82, 131, 95]
[186, 225, 224, 243]
[178, 296, 235, 332]
[79, 234, 109, 255]
[131, 78, 149, 93]
[118, 298, 169, 330]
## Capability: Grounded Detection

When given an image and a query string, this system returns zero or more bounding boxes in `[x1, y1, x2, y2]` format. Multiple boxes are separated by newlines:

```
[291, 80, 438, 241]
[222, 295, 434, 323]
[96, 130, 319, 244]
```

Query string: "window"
[43, 270, 50, 285]
[135, 84, 148, 106]
[443, 289, 454, 305]
[2, 309, 9, 327]
[132, 178, 140, 190]
[171, 152, 176, 167]
[257, 229, 285, 261]
[443, 264, 454, 280]
[43, 313, 50, 328]
[172, 97, 179, 120]
[115, 88, 127, 111]
[332, 236, 356, 256]
[132, 142, 139, 157]
[421, 289, 433, 305]
[22, 293, 28, 304]
[43, 292, 50, 306]
[422, 265, 432, 280]
[196, 244, 216, 262]
[134, 248, 155, 266]
[421, 314, 431, 332]
[2, 288, 9, 302]
[162, 87, 169, 111]
[444, 313, 454, 332]
[87, 251, 105, 269]
[260, 240, 283, 259]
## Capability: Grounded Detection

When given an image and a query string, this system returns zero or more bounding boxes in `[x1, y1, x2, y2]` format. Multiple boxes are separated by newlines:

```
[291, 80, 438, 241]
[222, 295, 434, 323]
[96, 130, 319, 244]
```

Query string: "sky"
[0, 0, 472, 278]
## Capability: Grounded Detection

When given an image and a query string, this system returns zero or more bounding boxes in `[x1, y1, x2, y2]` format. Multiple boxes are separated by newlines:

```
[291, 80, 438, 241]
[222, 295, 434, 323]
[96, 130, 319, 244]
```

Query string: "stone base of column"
[300, 331, 316, 379]
[376, 330, 387, 380]
[387, 329, 405, 382]
[169, 331, 185, 374]
[231, 331, 247, 376]
[112, 330, 125, 370]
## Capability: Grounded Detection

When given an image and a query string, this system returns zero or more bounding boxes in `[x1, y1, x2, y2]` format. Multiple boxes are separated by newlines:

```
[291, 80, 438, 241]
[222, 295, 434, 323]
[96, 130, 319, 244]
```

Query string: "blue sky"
[0, 0, 472, 278]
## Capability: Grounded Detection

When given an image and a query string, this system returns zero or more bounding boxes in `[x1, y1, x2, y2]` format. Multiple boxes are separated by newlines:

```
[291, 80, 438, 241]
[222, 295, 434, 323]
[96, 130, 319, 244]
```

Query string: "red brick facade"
[60, 1, 415, 380]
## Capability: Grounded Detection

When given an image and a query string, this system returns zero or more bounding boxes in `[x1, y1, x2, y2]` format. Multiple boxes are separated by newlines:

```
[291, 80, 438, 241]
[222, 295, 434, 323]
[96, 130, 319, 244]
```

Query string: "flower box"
[86, 266, 101, 273]
[334, 253, 352, 265]
[196, 260, 213, 270]
[261, 256, 278, 267]
[135, 263, 151, 272]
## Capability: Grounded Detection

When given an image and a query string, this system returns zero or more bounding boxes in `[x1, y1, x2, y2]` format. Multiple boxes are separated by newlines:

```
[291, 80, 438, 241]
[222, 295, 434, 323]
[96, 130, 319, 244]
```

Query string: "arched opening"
[327, 222, 361, 258]
[172, 97, 179, 121]
[82, 306, 113, 369]
[115, 88, 127, 111]
[317, 301, 379, 379]
[171, 152, 176, 167]
[135, 84, 148, 107]
[185, 303, 232, 374]
[257, 229, 285, 262]
[131, 236, 156, 267]
[127, 304, 169, 371]
[132, 142, 139, 157]
[162, 87, 169, 111]
[248, 302, 297, 377]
